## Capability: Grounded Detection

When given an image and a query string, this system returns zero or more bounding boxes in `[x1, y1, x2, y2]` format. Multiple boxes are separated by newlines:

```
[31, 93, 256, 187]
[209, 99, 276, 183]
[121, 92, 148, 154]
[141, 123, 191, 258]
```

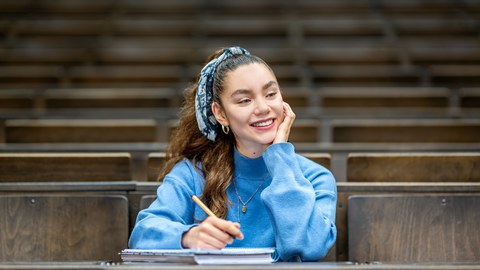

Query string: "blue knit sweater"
[129, 142, 337, 262]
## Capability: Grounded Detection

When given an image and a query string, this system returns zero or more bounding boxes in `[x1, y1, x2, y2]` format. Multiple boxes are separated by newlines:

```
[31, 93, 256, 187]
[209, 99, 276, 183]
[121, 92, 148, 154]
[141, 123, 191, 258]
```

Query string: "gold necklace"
[233, 177, 267, 214]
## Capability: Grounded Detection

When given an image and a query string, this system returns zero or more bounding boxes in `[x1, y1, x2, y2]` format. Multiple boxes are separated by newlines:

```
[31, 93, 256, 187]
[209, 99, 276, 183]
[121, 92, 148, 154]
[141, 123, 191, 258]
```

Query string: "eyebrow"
[262, 81, 278, 90]
[230, 81, 278, 98]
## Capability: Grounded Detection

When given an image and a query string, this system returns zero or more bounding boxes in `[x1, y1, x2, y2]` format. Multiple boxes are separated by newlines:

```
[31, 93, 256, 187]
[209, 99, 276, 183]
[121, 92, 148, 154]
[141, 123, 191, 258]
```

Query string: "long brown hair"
[158, 48, 271, 219]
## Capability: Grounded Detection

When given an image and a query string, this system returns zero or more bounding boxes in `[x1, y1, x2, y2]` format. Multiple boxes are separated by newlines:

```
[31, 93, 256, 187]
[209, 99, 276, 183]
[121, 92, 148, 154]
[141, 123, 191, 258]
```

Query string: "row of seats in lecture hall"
[2, 151, 479, 182]
[0, 87, 479, 119]
[0, 117, 479, 182]
[1, 0, 479, 267]
[1, 1, 480, 89]
[1, 117, 480, 144]
[0, 152, 479, 263]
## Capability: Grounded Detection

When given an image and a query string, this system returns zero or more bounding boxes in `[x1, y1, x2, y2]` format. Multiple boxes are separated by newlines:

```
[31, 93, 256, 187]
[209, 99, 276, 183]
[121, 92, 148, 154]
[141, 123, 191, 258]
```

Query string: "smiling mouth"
[251, 119, 274, 127]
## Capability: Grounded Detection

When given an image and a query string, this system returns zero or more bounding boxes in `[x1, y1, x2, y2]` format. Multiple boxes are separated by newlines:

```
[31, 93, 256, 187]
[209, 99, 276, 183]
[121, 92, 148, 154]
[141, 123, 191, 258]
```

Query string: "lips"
[251, 119, 274, 127]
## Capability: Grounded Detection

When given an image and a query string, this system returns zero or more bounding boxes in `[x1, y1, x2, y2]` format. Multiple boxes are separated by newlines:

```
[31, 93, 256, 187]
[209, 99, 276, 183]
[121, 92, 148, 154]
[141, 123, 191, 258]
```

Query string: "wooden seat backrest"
[348, 194, 480, 263]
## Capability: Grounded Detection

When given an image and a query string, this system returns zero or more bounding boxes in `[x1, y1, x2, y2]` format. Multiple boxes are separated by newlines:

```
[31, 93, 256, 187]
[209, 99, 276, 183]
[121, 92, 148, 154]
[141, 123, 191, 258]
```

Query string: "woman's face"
[212, 62, 284, 157]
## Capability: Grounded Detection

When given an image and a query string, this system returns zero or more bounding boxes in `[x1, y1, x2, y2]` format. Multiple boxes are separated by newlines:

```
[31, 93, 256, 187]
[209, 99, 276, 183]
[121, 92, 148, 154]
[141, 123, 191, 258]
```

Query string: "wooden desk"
[0, 262, 479, 270]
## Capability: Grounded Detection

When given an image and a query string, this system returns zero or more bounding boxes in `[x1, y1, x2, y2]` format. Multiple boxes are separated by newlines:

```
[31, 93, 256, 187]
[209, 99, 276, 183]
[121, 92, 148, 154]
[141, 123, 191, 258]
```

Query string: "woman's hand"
[181, 216, 244, 249]
[273, 102, 296, 144]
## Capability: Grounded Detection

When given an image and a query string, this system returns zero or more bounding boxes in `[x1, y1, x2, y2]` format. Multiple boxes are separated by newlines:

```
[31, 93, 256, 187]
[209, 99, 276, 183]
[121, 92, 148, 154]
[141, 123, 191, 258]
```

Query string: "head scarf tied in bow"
[195, 47, 250, 141]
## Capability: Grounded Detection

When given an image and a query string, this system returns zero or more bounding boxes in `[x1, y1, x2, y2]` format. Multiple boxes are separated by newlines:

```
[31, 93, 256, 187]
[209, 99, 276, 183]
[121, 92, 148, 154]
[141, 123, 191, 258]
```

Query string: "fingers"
[273, 102, 296, 143]
[182, 217, 243, 249]
[283, 102, 296, 124]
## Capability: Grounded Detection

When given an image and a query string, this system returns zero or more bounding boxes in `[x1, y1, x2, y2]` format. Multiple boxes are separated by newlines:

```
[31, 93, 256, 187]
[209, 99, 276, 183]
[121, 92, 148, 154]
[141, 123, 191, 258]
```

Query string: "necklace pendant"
[242, 205, 247, 213]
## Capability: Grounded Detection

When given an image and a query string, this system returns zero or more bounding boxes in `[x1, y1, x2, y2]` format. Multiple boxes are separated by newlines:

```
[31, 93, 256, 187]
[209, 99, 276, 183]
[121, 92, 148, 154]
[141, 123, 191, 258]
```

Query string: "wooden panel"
[147, 152, 330, 181]
[0, 153, 132, 182]
[139, 194, 157, 210]
[460, 88, 480, 108]
[335, 183, 480, 261]
[301, 153, 331, 169]
[320, 87, 449, 108]
[44, 88, 178, 108]
[347, 152, 480, 182]
[348, 194, 480, 263]
[5, 119, 157, 143]
[0, 195, 129, 262]
[290, 119, 320, 143]
[332, 119, 480, 143]
[147, 152, 166, 182]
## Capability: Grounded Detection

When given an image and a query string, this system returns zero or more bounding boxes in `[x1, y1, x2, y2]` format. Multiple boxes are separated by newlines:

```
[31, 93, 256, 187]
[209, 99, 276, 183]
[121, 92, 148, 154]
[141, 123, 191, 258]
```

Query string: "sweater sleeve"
[128, 160, 198, 249]
[260, 142, 337, 262]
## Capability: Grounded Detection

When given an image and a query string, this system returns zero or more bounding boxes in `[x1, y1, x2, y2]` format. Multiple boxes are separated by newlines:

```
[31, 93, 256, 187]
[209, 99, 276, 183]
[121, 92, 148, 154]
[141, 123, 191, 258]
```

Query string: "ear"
[212, 102, 229, 126]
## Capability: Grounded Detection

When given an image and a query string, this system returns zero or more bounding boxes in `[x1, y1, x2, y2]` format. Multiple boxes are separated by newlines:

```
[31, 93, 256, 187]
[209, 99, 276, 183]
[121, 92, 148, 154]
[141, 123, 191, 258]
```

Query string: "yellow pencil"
[191, 195, 237, 239]
[191, 195, 216, 217]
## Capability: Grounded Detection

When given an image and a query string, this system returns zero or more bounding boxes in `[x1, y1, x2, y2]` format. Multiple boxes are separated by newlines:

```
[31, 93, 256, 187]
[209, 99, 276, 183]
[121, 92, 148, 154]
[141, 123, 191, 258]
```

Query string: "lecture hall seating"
[0, 152, 132, 182]
[4, 119, 158, 143]
[1, 0, 480, 266]
[348, 194, 480, 263]
[146, 152, 331, 181]
[0, 194, 129, 262]
[347, 152, 480, 182]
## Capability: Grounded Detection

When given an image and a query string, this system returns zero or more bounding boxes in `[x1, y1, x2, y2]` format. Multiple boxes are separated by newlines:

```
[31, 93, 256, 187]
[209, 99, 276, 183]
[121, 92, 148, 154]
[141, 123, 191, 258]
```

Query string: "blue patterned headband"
[195, 47, 250, 141]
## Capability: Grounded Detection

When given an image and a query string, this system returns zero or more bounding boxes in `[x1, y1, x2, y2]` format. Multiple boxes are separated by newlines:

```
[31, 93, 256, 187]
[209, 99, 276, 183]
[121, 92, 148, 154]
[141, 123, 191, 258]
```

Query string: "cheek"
[271, 102, 285, 119]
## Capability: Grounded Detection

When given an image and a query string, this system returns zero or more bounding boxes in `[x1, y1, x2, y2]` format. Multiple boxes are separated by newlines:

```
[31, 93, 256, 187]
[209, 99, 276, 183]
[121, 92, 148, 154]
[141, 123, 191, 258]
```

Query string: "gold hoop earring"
[221, 125, 230, 135]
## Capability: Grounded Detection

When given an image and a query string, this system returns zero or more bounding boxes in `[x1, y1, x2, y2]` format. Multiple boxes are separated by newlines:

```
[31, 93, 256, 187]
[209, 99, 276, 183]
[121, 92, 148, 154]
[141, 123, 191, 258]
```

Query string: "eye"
[238, 98, 251, 104]
[266, 91, 277, 98]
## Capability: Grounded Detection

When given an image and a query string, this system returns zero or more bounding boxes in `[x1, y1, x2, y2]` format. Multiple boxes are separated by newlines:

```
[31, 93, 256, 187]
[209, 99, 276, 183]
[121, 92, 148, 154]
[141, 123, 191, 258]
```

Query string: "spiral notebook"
[120, 248, 275, 265]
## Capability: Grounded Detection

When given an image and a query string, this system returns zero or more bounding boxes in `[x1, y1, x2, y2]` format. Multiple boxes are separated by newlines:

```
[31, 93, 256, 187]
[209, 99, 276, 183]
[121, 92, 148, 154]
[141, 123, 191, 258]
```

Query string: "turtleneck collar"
[233, 147, 269, 180]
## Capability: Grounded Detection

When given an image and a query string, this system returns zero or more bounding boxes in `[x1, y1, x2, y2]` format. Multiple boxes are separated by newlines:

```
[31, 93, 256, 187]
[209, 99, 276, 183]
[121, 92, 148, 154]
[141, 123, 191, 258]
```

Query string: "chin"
[256, 135, 276, 145]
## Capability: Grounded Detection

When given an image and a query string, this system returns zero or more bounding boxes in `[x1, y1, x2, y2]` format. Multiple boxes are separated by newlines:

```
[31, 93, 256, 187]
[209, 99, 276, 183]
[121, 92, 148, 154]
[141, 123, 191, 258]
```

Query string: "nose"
[254, 97, 270, 115]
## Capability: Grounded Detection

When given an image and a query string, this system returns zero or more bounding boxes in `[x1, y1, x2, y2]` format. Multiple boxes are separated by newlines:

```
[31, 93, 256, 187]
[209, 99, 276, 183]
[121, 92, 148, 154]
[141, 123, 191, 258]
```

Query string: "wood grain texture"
[147, 152, 330, 181]
[347, 152, 480, 182]
[332, 120, 480, 143]
[301, 153, 331, 169]
[0, 195, 128, 262]
[146, 153, 166, 182]
[0, 153, 132, 182]
[5, 119, 157, 143]
[348, 195, 480, 263]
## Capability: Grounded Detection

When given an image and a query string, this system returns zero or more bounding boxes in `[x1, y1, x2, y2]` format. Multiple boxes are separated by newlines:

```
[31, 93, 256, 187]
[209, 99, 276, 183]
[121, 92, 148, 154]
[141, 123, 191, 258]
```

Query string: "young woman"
[129, 47, 337, 262]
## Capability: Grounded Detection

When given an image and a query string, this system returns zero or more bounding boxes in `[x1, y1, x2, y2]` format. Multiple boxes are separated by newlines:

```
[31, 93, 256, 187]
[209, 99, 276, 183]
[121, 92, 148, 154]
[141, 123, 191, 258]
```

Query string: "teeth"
[252, 119, 273, 127]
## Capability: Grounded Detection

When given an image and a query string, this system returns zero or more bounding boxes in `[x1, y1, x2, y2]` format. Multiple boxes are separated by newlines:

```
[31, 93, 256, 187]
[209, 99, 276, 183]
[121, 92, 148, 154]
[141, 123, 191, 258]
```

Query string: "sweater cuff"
[262, 142, 298, 177]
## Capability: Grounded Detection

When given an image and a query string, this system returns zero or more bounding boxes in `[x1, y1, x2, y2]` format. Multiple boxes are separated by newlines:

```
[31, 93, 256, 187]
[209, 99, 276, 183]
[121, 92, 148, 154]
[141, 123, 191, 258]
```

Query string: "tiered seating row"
[0, 152, 479, 263]
[1, 118, 480, 144]
[1, 1, 480, 89]
[2, 87, 478, 119]
[5, 181, 478, 263]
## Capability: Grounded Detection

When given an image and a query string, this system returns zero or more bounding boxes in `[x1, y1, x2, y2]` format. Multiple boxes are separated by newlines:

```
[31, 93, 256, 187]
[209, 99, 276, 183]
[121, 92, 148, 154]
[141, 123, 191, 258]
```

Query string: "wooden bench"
[408, 47, 480, 65]
[0, 65, 64, 88]
[348, 194, 480, 263]
[319, 87, 449, 108]
[4, 119, 158, 143]
[0, 153, 132, 182]
[43, 88, 180, 109]
[392, 16, 477, 38]
[460, 88, 480, 108]
[67, 65, 185, 88]
[146, 152, 331, 181]
[430, 65, 480, 87]
[0, 90, 36, 110]
[0, 192, 129, 262]
[336, 182, 480, 261]
[347, 152, 480, 182]
[305, 47, 398, 65]
[311, 65, 422, 86]
[332, 119, 480, 143]
[167, 118, 321, 144]
[290, 119, 321, 143]
[130, 182, 480, 262]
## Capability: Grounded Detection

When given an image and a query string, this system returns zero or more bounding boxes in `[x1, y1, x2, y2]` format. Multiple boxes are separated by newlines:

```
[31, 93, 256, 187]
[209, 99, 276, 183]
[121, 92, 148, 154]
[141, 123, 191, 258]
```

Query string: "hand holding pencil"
[181, 195, 244, 249]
